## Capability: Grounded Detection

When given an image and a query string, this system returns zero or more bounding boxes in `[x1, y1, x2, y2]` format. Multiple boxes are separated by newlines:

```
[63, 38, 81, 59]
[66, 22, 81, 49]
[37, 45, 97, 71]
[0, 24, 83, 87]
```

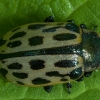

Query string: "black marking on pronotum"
[28, 36, 44, 46]
[12, 27, 20, 32]
[12, 72, 28, 79]
[7, 41, 22, 48]
[0, 37, 7, 46]
[63, 23, 80, 33]
[16, 81, 24, 85]
[68, 67, 83, 79]
[7, 63, 23, 69]
[32, 78, 50, 85]
[83, 31, 100, 70]
[53, 34, 77, 41]
[10, 31, 26, 40]
[28, 24, 46, 30]
[42, 26, 61, 32]
[29, 60, 45, 70]
[0, 68, 8, 78]
[0, 43, 82, 60]
[54, 60, 79, 68]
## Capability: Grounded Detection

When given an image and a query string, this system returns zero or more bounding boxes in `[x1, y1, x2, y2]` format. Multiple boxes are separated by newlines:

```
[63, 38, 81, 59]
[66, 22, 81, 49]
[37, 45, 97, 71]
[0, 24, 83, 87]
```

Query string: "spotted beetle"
[0, 16, 100, 93]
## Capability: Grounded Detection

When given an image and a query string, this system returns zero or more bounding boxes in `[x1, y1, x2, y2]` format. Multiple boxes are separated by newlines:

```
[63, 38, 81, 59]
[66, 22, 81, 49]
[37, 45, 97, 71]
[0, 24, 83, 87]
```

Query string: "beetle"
[0, 16, 100, 93]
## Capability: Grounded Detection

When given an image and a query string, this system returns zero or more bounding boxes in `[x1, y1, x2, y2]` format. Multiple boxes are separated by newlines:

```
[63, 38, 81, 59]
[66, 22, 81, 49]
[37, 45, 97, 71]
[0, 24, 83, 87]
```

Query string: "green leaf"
[0, 0, 100, 99]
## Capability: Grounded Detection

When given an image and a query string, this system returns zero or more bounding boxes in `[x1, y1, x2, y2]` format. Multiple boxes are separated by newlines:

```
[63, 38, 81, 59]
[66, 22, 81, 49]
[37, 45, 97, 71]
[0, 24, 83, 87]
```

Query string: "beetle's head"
[82, 28, 100, 72]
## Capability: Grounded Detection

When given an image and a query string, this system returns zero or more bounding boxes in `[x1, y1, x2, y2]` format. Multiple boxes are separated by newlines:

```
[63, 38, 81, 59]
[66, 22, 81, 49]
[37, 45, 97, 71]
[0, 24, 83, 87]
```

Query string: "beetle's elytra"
[0, 16, 100, 93]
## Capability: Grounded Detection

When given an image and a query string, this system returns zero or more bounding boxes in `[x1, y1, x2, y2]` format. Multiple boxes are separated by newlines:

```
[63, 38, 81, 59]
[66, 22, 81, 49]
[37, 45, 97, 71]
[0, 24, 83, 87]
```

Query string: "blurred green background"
[0, 0, 100, 100]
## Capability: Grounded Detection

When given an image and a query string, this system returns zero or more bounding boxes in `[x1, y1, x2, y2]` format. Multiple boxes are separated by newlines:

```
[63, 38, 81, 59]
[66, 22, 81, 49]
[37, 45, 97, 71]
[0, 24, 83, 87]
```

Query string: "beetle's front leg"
[66, 82, 72, 94]
[44, 85, 53, 92]
[44, 16, 54, 22]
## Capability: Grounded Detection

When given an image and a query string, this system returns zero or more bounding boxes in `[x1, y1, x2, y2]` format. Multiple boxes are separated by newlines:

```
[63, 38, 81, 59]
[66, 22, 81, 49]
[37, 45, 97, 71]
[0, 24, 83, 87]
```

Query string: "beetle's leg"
[76, 76, 84, 82]
[84, 71, 93, 77]
[66, 82, 72, 94]
[80, 24, 97, 31]
[80, 24, 87, 29]
[44, 16, 54, 22]
[93, 26, 98, 31]
[67, 20, 74, 23]
[44, 85, 53, 92]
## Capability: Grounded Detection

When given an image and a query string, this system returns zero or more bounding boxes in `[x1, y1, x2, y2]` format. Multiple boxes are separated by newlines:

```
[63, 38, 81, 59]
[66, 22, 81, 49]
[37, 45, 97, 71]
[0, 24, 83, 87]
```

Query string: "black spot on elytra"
[54, 60, 79, 68]
[46, 71, 70, 77]
[28, 24, 46, 30]
[29, 60, 45, 70]
[32, 78, 50, 85]
[10, 31, 26, 40]
[7, 40, 22, 48]
[42, 26, 61, 32]
[60, 78, 68, 81]
[46, 71, 63, 77]
[68, 67, 83, 79]
[64, 23, 80, 33]
[0, 37, 7, 46]
[0, 68, 8, 78]
[12, 27, 20, 32]
[1, 60, 6, 63]
[1, 50, 5, 52]
[7, 63, 23, 69]
[53, 33, 77, 41]
[46, 67, 83, 79]
[28, 36, 44, 46]
[12, 72, 28, 79]
[16, 81, 24, 85]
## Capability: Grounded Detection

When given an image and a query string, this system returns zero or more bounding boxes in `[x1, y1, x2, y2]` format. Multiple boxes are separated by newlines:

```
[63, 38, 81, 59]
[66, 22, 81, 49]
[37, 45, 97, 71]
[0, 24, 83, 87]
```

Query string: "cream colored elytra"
[0, 22, 84, 87]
